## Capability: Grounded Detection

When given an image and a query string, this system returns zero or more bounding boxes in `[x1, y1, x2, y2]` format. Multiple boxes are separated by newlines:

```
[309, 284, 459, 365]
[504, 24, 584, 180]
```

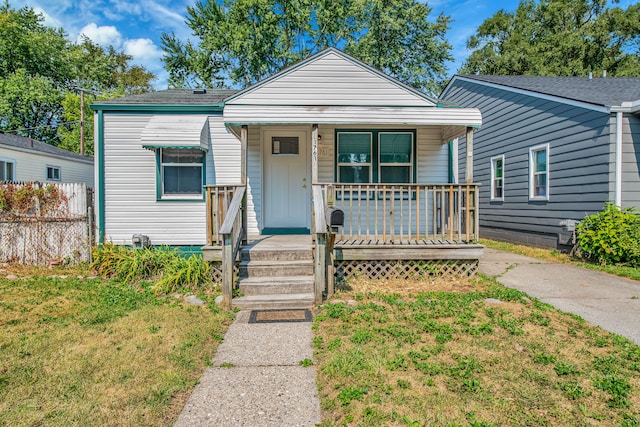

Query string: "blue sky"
[6, 1, 629, 89]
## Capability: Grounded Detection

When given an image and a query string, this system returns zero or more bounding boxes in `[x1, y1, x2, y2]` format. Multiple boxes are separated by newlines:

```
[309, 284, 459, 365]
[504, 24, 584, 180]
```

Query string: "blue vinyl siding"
[442, 79, 612, 246]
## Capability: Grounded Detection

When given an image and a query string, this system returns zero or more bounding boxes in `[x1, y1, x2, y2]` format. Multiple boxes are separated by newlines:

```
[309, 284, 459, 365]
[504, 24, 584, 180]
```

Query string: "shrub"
[92, 244, 215, 293]
[576, 203, 640, 267]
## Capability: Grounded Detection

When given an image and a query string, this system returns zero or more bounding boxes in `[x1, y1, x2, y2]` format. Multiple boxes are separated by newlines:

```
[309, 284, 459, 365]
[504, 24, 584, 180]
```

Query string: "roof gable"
[226, 48, 437, 107]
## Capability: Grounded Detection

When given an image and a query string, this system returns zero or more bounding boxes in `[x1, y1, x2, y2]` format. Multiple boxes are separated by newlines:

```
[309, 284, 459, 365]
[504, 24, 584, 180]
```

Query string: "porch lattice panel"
[334, 259, 478, 281]
[209, 262, 239, 284]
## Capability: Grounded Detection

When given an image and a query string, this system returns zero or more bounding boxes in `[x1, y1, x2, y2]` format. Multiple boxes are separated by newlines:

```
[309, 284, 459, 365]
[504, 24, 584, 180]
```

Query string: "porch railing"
[219, 186, 245, 308]
[319, 184, 480, 243]
[205, 185, 244, 246]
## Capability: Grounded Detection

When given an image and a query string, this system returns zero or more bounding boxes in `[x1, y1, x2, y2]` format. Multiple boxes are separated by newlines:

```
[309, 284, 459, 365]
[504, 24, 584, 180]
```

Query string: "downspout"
[96, 110, 106, 243]
[615, 111, 623, 207]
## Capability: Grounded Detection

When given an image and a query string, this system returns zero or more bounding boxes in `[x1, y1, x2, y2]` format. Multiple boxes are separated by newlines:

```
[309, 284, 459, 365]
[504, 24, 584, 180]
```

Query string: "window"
[159, 148, 204, 199]
[529, 144, 549, 200]
[46, 166, 61, 181]
[336, 130, 414, 183]
[490, 155, 504, 200]
[272, 136, 299, 155]
[0, 159, 15, 181]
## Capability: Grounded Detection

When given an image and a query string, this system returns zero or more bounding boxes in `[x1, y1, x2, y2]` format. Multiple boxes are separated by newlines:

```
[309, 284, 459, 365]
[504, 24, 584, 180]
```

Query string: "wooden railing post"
[218, 187, 246, 309]
[222, 233, 233, 308]
[312, 184, 331, 303]
[315, 233, 327, 304]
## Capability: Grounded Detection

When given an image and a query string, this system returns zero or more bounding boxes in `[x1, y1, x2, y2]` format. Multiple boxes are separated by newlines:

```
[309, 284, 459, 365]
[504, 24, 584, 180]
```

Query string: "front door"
[263, 129, 310, 233]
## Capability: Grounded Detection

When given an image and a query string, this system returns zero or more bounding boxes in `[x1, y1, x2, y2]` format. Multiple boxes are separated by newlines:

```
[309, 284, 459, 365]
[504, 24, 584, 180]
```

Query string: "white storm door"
[263, 130, 310, 231]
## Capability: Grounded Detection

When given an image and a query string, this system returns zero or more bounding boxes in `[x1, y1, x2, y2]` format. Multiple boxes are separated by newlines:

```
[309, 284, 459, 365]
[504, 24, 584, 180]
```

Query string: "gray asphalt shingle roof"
[459, 75, 640, 108]
[94, 89, 240, 105]
[0, 132, 93, 163]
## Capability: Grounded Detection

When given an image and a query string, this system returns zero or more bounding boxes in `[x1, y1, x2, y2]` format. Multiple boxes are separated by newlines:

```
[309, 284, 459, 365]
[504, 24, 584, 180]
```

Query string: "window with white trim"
[490, 155, 504, 200]
[159, 148, 204, 199]
[46, 165, 61, 181]
[0, 159, 15, 181]
[336, 130, 414, 183]
[529, 144, 549, 200]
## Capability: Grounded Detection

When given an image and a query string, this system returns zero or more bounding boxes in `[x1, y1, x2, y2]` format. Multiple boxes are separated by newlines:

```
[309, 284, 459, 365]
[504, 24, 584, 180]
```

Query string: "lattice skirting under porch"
[208, 262, 239, 284]
[334, 259, 479, 281]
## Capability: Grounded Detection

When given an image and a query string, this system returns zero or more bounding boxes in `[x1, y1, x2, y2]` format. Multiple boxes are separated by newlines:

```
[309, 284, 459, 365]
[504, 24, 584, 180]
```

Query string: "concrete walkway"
[480, 248, 640, 345]
[174, 310, 320, 426]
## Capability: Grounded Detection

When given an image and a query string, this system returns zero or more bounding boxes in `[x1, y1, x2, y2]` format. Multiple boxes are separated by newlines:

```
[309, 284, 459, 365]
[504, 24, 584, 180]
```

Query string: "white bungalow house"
[0, 132, 94, 186]
[91, 48, 482, 308]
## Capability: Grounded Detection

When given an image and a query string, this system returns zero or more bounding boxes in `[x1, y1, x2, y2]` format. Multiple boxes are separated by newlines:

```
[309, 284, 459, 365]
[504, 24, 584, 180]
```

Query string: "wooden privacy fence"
[0, 182, 94, 265]
[321, 183, 480, 243]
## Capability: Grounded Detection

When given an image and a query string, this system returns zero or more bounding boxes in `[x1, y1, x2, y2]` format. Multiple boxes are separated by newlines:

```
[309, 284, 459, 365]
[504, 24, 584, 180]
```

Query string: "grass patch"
[481, 239, 640, 281]
[0, 274, 233, 426]
[314, 276, 640, 426]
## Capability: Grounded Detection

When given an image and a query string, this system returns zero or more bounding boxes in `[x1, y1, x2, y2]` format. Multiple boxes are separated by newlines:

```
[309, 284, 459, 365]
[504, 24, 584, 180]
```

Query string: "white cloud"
[77, 22, 123, 48]
[124, 38, 163, 62]
[32, 6, 63, 28]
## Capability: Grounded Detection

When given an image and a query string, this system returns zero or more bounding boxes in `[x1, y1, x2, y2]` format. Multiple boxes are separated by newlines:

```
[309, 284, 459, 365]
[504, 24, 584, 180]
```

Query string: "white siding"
[226, 51, 435, 107]
[103, 114, 207, 246]
[0, 146, 93, 186]
[207, 116, 241, 185]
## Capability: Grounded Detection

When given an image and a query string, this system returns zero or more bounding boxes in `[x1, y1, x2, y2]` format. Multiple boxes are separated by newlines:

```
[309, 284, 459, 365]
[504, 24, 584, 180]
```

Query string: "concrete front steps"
[232, 235, 315, 310]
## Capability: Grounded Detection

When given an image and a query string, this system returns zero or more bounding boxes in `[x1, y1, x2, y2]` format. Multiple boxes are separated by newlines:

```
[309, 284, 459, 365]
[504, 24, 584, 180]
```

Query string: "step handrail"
[220, 186, 246, 308]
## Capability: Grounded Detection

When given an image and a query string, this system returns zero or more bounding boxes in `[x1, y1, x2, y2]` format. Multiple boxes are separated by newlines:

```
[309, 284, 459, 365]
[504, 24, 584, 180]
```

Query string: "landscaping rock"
[186, 295, 205, 305]
[214, 295, 225, 305]
[485, 298, 502, 305]
[347, 300, 357, 307]
[5, 274, 18, 280]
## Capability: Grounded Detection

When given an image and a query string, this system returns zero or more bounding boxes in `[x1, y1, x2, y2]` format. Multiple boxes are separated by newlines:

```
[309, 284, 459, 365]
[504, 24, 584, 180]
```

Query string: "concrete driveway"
[479, 248, 640, 345]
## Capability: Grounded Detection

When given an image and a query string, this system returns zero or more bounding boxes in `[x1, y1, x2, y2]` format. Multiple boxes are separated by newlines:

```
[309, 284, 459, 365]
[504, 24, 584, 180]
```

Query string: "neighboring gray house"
[0, 132, 94, 186]
[441, 75, 640, 248]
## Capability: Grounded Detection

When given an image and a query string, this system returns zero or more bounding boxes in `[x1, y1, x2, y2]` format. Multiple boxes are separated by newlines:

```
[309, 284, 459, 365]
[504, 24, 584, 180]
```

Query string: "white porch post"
[465, 127, 474, 183]
[240, 125, 248, 185]
[312, 123, 319, 184]
[240, 125, 248, 242]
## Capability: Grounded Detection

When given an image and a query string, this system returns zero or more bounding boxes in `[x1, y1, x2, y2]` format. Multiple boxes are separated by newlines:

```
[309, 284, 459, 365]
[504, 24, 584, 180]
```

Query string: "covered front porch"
[202, 178, 482, 308]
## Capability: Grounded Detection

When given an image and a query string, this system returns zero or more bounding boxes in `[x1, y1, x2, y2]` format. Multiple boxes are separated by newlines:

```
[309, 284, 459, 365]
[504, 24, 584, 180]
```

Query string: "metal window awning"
[141, 115, 210, 151]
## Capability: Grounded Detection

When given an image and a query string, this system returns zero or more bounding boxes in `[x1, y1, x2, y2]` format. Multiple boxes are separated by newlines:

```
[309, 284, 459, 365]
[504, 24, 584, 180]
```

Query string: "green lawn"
[0, 273, 233, 426]
[313, 277, 640, 426]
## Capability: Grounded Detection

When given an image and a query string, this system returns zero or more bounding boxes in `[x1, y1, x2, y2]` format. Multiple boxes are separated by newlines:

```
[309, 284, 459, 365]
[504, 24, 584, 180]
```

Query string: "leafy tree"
[460, 0, 640, 77]
[0, 2, 155, 151]
[162, 0, 452, 94]
[344, 0, 451, 92]
[0, 70, 64, 143]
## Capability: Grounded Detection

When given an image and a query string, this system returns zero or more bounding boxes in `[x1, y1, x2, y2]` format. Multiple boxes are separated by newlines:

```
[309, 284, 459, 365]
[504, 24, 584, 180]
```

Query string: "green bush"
[92, 244, 215, 293]
[576, 203, 640, 267]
